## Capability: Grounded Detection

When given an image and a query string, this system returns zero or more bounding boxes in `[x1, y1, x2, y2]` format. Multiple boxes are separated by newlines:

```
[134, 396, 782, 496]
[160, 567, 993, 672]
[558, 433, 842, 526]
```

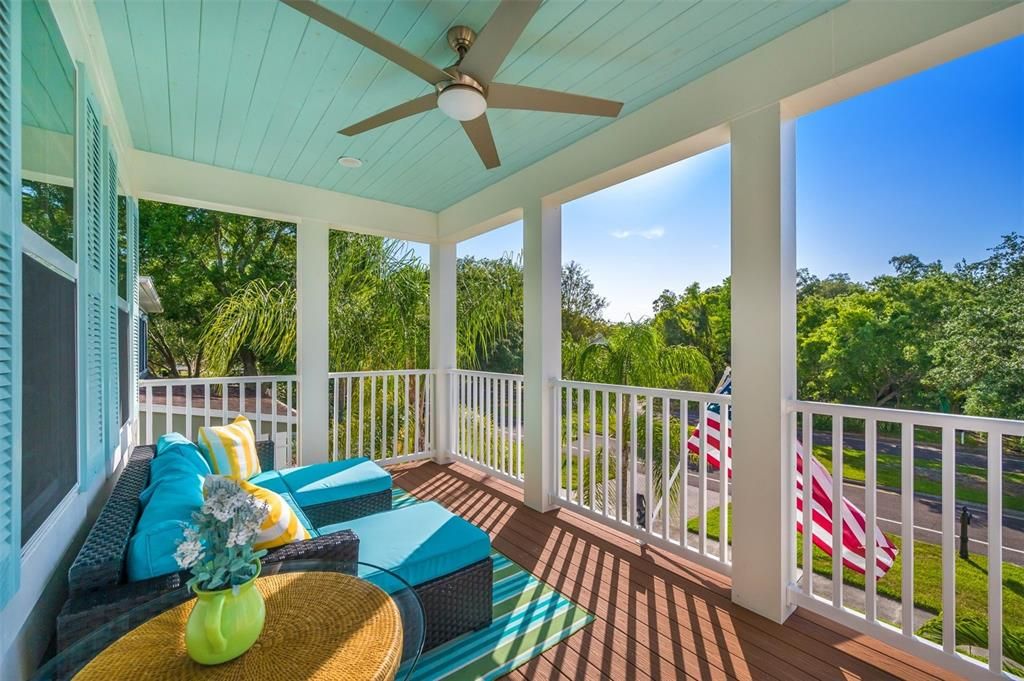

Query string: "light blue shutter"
[76, 68, 105, 489]
[0, 0, 23, 608]
[103, 130, 119, 460]
[128, 197, 139, 430]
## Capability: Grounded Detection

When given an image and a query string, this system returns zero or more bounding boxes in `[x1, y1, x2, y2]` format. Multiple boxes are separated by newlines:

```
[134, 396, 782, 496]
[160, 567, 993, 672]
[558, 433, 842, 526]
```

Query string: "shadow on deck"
[387, 460, 960, 681]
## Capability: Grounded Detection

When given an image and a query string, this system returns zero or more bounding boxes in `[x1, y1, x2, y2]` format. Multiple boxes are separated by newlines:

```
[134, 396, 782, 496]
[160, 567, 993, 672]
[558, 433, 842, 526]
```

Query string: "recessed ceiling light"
[338, 156, 363, 168]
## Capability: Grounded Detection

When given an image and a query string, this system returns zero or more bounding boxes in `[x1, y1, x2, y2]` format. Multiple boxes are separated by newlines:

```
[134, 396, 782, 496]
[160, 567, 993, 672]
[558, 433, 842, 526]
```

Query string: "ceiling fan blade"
[458, 0, 541, 84]
[487, 83, 623, 117]
[339, 94, 437, 136]
[280, 0, 451, 85]
[461, 114, 500, 169]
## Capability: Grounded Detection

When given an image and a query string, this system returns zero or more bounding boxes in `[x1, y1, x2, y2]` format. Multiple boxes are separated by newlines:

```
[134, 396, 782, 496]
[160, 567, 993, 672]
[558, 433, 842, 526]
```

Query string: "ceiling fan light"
[437, 84, 487, 121]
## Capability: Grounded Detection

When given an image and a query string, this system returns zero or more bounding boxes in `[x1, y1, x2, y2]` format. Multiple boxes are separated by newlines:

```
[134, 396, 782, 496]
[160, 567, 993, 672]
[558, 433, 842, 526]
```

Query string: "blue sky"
[417, 35, 1022, 323]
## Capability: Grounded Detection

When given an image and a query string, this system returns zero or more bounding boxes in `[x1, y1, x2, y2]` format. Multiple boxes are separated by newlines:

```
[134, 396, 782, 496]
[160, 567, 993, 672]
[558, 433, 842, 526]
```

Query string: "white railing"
[789, 400, 1024, 679]
[450, 370, 525, 483]
[553, 379, 731, 574]
[328, 370, 435, 465]
[139, 375, 298, 467]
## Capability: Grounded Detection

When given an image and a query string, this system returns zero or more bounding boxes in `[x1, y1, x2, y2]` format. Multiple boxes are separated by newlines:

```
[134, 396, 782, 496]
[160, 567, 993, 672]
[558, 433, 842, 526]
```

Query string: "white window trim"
[20, 223, 76, 282]
[19, 484, 79, 561]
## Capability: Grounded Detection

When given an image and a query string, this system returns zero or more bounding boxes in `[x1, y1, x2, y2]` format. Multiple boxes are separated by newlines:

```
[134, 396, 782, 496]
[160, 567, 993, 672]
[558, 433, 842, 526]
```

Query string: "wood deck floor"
[389, 460, 960, 681]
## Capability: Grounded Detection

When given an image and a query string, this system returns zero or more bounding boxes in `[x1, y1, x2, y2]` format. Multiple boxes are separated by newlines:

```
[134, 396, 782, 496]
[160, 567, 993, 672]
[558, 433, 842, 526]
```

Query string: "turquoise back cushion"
[155, 432, 212, 478]
[128, 439, 207, 581]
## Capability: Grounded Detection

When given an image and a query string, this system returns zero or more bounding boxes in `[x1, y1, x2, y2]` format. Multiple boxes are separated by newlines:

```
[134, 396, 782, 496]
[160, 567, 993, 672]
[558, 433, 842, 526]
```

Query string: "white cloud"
[610, 226, 665, 240]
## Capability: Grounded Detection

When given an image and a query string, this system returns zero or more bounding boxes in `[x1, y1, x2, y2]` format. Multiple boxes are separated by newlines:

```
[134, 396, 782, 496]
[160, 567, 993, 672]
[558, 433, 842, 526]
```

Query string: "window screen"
[21, 254, 78, 544]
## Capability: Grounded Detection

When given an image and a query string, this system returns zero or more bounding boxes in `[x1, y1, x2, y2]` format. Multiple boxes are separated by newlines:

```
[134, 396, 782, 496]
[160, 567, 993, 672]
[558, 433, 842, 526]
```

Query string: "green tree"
[928, 234, 1024, 419]
[140, 201, 296, 376]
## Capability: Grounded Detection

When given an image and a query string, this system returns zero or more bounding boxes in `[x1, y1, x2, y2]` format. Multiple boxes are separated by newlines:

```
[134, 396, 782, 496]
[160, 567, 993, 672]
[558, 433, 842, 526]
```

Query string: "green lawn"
[812, 444, 1024, 513]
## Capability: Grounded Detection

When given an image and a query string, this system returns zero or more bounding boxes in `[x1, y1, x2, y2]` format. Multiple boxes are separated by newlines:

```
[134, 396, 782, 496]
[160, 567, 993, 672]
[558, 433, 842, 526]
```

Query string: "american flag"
[687, 371, 899, 578]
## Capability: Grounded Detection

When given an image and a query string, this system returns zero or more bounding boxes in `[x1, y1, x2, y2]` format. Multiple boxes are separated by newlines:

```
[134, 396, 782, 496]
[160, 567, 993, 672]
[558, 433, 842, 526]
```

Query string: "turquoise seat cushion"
[276, 457, 391, 508]
[320, 502, 490, 587]
[248, 469, 290, 495]
[155, 432, 212, 478]
[250, 471, 317, 537]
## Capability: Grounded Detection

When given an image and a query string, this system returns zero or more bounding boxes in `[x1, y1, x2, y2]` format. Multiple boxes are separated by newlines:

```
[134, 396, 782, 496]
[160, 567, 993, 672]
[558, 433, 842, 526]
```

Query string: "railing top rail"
[141, 375, 297, 386]
[553, 378, 731, 404]
[790, 399, 1024, 435]
[449, 368, 524, 380]
[327, 369, 434, 378]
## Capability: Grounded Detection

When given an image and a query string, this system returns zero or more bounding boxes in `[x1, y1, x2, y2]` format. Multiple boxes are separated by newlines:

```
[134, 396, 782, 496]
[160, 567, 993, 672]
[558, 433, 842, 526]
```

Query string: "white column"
[430, 242, 457, 462]
[522, 198, 561, 512]
[296, 219, 330, 465]
[729, 103, 797, 623]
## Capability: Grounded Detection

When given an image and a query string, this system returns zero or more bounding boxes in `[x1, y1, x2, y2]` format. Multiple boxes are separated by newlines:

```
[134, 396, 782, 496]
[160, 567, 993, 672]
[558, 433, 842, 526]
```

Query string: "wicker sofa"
[57, 440, 492, 653]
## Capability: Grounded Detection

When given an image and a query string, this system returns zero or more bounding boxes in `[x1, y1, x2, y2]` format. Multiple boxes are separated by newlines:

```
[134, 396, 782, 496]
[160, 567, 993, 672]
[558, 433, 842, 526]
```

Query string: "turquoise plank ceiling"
[95, 0, 843, 212]
[22, 0, 74, 135]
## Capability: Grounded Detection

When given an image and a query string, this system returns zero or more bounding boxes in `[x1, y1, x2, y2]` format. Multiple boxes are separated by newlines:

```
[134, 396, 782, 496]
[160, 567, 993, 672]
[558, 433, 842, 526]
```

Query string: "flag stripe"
[688, 375, 898, 578]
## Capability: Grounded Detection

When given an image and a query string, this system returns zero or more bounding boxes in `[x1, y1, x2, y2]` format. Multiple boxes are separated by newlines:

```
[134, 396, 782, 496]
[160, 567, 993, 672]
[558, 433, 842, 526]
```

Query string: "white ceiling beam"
[438, 1, 1021, 239]
[130, 149, 437, 241]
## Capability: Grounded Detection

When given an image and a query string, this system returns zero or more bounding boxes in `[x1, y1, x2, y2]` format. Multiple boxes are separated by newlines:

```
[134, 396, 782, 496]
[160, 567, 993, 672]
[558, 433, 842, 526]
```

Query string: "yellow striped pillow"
[197, 415, 260, 480]
[235, 479, 311, 551]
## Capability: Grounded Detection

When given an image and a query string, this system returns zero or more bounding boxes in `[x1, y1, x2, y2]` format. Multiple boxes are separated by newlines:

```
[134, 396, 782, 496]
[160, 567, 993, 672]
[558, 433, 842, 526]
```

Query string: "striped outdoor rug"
[391, 488, 594, 680]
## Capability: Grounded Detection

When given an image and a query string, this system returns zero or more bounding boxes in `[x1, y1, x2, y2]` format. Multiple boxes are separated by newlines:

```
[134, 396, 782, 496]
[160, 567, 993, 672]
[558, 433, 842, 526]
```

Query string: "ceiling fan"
[280, 0, 624, 169]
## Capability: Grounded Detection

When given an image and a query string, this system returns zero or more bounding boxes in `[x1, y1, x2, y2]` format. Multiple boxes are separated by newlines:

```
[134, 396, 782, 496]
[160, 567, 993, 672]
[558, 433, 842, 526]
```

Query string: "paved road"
[810, 430, 1024, 474]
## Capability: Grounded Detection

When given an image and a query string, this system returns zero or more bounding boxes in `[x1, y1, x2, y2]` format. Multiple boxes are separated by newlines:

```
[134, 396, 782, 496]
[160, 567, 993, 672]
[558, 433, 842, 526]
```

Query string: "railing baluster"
[145, 384, 152, 443]
[831, 416, 844, 609]
[941, 425, 955, 654]
[988, 430, 1003, 674]
[698, 400, 707, 554]
[603, 390, 610, 518]
[645, 393, 654, 534]
[357, 377, 365, 457]
[392, 374, 399, 459]
[413, 374, 421, 456]
[404, 374, 410, 456]
[865, 417, 877, 623]
[900, 421, 914, 635]
[630, 393, 638, 528]
[617, 392, 623, 523]
[719, 399, 729, 563]
[802, 410, 814, 595]
[203, 382, 211, 431]
[590, 389, 597, 512]
[426, 372, 433, 452]
[256, 380, 265, 440]
[332, 377, 339, 459]
[566, 386, 574, 503]
[680, 399, 688, 544]
[286, 380, 293, 466]
[517, 379, 523, 479]
[185, 384, 193, 440]
[221, 381, 228, 425]
[662, 397, 670, 539]
[577, 387, 584, 506]
[270, 380, 279, 460]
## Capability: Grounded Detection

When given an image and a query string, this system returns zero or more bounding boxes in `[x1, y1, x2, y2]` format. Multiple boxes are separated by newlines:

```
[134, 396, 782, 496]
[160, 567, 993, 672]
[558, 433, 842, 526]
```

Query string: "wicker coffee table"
[33, 561, 424, 681]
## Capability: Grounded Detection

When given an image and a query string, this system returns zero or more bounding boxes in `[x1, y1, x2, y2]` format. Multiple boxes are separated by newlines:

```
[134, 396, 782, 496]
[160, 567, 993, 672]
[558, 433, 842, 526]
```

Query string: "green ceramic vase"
[185, 563, 266, 665]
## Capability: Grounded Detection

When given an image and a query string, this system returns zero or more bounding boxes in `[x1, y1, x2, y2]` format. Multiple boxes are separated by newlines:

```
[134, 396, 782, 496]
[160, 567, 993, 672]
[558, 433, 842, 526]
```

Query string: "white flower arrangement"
[175, 476, 270, 592]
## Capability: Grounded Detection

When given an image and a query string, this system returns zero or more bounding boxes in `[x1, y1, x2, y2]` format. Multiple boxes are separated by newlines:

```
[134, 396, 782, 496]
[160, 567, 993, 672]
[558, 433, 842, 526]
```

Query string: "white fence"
[328, 370, 435, 465]
[450, 370, 525, 483]
[553, 379, 732, 574]
[139, 375, 298, 467]
[789, 400, 1024, 678]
